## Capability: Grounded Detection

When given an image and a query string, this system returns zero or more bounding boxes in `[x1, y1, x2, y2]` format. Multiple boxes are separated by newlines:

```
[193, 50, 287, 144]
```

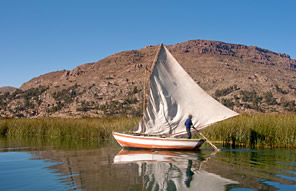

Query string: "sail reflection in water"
[114, 149, 238, 191]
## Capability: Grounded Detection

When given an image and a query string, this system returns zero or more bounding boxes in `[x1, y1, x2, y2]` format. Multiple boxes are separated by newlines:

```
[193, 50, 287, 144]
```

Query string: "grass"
[1, 114, 295, 148]
[0, 117, 140, 141]
[201, 113, 296, 148]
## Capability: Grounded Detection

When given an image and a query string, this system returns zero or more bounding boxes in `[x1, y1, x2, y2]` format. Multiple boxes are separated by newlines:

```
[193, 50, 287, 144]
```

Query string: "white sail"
[133, 44, 238, 136]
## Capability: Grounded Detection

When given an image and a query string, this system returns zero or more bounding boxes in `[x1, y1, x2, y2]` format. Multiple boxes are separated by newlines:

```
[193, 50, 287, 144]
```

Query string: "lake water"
[0, 137, 296, 191]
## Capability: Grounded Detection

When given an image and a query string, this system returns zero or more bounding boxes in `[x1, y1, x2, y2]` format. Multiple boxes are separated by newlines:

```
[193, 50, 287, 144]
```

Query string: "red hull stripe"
[117, 139, 198, 150]
[113, 132, 199, 142]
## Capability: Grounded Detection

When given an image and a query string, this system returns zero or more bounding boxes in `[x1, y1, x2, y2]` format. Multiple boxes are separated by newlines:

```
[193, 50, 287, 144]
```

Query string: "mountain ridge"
[1, 39, 296, 118]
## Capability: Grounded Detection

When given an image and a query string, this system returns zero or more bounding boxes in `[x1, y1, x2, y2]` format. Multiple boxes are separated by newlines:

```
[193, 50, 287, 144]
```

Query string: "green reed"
[0, 135, 118, 150]
[0, 117, 140, 141]
[1, 114, 295, 148]
[201, 113, 296, 148]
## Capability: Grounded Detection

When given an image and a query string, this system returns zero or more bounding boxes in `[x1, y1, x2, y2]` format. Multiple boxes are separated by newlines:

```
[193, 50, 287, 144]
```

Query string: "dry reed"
[201, 113, 296, 148]
[0, 117, 140, 141]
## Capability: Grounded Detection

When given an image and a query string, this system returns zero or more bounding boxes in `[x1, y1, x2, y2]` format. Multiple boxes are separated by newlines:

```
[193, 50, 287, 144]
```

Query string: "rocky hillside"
[1, 40, 296, 118]
[0, 86, 17, 94]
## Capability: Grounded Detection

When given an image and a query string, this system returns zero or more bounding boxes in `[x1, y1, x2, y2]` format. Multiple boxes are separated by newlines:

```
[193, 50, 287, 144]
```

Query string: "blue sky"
[1, 0, 295, 88]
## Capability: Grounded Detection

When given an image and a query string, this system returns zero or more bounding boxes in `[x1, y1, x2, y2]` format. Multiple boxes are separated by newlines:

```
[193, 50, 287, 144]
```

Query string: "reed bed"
[201, 113, 296, 148]
[1, 114, 295, 148]
[0, 117, 140, 141]
[0, 136, 117, 150]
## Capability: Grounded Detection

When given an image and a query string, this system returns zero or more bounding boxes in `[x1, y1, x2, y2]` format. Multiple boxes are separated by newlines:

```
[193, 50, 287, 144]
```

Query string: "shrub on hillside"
[264, 91, 277, 105]
[215, 85, 238, 97]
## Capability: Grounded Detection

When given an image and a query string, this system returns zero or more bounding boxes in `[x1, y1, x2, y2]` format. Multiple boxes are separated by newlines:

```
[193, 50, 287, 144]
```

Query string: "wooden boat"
[113, 44, 238, 150]
[113, 132, 205, 150]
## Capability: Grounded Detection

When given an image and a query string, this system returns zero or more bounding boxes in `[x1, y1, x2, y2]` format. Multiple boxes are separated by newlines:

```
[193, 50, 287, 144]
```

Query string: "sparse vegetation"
[105, 76, 113, 80]
[76, 101, 92, 112]
[97, 98, 141, 116]
[15, 113, 24, 118]
[221, 98, 234, 109]
[52, 84, 80, 104]
[0, 86, 49, 116]
[20, 86, 48, 100]
[275, 84, 288, 94]
[132, 86, 138, 94]
[215, 85, 238, 97]
[238, 90, 263, 111]
[264, 91, 277, 105]
[282, 100, 296, 112]
[88, 83, 96, 89]
[124, 97, 137, 104]
[288, 84, 294, 89]
[47, 102, 65, 113]
[240, 90, 259, 102]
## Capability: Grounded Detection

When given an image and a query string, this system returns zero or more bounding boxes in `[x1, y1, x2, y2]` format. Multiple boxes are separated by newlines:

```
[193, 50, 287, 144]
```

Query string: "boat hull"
[113, 132, 205, 150]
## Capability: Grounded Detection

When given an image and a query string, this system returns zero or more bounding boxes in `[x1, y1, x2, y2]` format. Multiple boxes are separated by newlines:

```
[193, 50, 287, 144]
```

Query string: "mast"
[143, 66, 147, 116]
[142, 44, 163, 135]
[150, 43, 163, 75]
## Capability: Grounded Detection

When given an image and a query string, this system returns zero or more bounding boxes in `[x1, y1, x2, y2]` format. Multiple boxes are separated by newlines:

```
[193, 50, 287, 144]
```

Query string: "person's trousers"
[186, 127, 191, 139]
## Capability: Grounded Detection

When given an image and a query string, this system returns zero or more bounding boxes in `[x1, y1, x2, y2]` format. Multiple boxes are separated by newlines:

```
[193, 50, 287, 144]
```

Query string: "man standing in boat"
[185, 114, 195, 139]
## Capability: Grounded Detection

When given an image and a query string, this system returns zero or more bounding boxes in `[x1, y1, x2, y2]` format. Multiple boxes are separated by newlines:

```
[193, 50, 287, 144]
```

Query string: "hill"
[1, 39, 296, 118]
[0, 86, 17, 94]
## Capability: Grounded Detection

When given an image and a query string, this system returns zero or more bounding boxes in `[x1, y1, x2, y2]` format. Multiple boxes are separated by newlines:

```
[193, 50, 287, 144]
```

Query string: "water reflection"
[185, 160, 194, 187]
[114, 149, 238, 190]
[1, 137, 296, 191]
